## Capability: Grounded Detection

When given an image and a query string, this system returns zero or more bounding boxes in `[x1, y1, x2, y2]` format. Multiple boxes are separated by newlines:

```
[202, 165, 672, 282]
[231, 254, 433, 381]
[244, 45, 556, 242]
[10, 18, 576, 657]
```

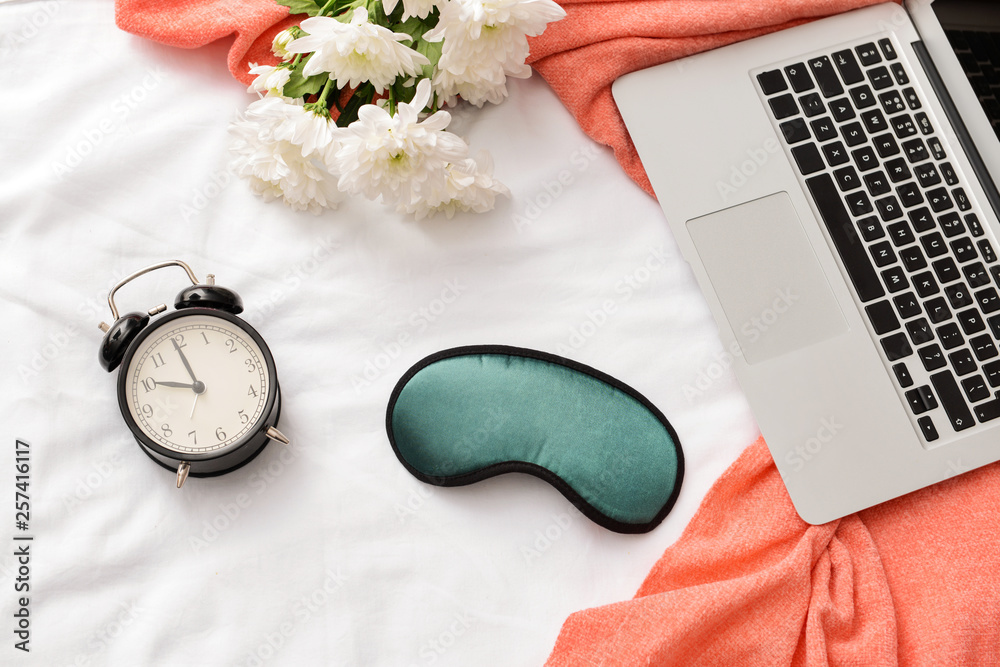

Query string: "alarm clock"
[98, 260, 289, 488]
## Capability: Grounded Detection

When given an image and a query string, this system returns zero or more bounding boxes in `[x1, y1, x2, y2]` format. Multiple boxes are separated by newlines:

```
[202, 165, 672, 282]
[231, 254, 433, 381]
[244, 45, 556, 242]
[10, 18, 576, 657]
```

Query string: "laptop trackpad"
[687, 192, 849, 365]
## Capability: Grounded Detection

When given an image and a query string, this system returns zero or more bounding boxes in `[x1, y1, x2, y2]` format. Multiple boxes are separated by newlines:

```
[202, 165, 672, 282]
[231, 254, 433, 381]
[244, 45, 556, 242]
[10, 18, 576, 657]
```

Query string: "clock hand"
[157, 381, 196, 389]
[190, 392, 200, 419]
[172, 339, 199, 383]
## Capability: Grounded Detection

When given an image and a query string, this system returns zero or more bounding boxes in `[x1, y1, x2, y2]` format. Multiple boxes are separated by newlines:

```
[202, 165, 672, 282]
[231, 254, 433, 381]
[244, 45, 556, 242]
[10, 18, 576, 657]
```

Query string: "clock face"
[122, 312, 273, 456]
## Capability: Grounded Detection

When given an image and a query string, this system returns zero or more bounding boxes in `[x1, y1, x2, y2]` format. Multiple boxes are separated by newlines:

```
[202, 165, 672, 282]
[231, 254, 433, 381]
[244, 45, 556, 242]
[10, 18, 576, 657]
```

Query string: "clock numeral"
[238, 409, 249, 425]
[151, 352, 166, 368]
[142, 377, 157, 393]
[245, 358, 256, 372]
[225, 339, 238, 354]
[201, 332, 211, 345]
[161, 424, 173, 438]
[141, 404, 154, 419]
[188, 430, 197, 445]
[215, 427, 227, 441]
[172, 334, 186, 349]
[248, 385, 258, 398]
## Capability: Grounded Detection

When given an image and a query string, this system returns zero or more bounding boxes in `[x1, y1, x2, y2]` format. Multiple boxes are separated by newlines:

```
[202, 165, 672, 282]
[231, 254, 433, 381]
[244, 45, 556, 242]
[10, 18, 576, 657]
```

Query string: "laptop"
[613, 0, 1000, 523]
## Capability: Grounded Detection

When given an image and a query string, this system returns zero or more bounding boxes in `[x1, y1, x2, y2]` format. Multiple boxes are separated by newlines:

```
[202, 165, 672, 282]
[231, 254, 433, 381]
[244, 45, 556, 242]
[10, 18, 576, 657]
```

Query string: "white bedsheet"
[0, 1, 759, 664]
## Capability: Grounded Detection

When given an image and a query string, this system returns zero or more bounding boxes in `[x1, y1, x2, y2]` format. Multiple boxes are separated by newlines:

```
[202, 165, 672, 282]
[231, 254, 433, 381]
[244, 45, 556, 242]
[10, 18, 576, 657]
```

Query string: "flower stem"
[318, 0, 337, 15]
[388, 86, 397, 116]
[317, 78, 335, 108]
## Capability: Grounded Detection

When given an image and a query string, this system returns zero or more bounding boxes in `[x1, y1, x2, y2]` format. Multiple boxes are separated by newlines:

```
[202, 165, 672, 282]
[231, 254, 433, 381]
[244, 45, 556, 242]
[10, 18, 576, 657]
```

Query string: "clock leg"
[176, 462, 191, 489]
[265, 426, 290, 445]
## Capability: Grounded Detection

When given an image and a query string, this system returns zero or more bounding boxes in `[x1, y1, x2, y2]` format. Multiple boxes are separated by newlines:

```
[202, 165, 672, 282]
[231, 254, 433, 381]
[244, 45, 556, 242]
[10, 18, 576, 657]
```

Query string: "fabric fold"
[545, 436, 1000, 666]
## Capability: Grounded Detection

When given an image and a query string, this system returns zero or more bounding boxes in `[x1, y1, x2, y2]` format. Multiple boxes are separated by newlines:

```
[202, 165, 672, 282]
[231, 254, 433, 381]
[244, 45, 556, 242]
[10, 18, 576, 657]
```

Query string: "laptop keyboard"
[946, 30, 1000, 140]
[756, 36, 1000, 445]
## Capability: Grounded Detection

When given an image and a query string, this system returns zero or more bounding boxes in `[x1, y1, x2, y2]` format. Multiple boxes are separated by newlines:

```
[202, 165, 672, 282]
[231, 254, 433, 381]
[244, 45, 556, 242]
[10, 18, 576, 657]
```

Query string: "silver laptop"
[613, 0, 1000, 523]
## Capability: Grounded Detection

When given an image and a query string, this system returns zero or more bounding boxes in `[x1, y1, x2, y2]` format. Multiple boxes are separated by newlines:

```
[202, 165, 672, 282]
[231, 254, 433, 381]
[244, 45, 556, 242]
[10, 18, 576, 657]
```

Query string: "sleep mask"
[385, 346, 684, 533]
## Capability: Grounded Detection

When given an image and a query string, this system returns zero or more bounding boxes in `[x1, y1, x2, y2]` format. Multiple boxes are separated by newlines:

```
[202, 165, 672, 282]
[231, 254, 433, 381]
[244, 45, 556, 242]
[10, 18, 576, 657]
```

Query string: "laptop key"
[849, 84, 877, 109]
[979, 240, 997, 263]
[951, 237, 977, 263]
[780, 118, 811, 144]
[841, 122, 867, 147]
[834, 166, 862, 192]
[894, 292, 922, 319]
[883, 332, 913, 361]
[900, 245, 927, 271]
[929, 137, 946, 160]
[864, 171, 890, 195]
[993, 266, 1000, 288]
[857, 42, 882, 66]
[784, 63, 814, 93]
[791, 144, 825, 175]
[905, 385, 938, 414]
[937, 322, 965, 349]
[800, 93, 826, 117]
[926, 188, 953, 212]
[914, 111, 932, 133]
[885, 157, 911, 183]
[853, 146, 880, 171]
[806, 174, 886, 302]
[873, 133, 900, 158]
[930, 370, 976, 431]
[965, 213, 984, 237]
[976, 287, 1000, 313]
[953, 187, 970, 211]
[895, 182, 922, 208]
[868, 66, 893, 90]
[975, 397, 1000, 423]
[890, 62, 909, 86]
[833, 49, 864, 85]
[857, 216, 884, 241]
[946, 283, 974, 309]
[769, 93, 798, 119]
[925, 296, 951, 323]
[809, 56, 844, 97]
[890, 114, 918, 138]
[908, 209, 934, 235]
[940, 162, 958, 185]
[878, 38, 898, 61]
[882, 266, 908, 293]
[860, 108, 888, 133]
[962, 374, 991, 403]
[989, 314, 1000, 339]
[917, 415, 939, 442]
[902, 138, 929, 163]
[758, 69, 789, 95]
[867, 300, 900, 334]
[822, 141, 849, 166]
[985, 360, 1000, 387]
[810, 117, 839, 142]
[950, 349, 977, 376]
[879, 90, 906, 115]
[921, 232, 948, 258]
[848, 191, 875, 216]
[875, 195, 903, 221]
[894, 362, 914, 388]
[932, 257, 961, 284]
[919, 343, 947, 370]
[939, 212, 963, 237]
[957, 308, 986, 335]
[828, 98, 855, 122]
[907, 318, 935, 345]
[970, 334, 998, 361]
[914, 163, 942, 188]
[871, 241, 896, 267]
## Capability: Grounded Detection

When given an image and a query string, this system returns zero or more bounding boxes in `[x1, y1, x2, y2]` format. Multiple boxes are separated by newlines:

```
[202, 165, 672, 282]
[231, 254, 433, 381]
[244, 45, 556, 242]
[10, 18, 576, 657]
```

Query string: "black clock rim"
[116, 308, 280, 464]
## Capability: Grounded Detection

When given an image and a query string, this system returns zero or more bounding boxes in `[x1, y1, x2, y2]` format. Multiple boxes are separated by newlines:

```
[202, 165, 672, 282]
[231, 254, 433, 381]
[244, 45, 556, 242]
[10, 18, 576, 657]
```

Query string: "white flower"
[228, 97, 343, 214]
[286, 9, 430, 94]
[382, 0, 438, 21]
[272, 28, 297, 60]
[425, 0, 565, 106]
[398, 152, 509, 219]
[333, 79, 470, 205]
[247, 63, 292, 97]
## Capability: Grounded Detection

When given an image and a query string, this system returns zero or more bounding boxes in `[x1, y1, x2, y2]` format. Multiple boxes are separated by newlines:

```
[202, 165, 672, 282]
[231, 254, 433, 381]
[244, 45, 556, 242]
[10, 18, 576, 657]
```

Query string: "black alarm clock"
[98, 260, 288, 488]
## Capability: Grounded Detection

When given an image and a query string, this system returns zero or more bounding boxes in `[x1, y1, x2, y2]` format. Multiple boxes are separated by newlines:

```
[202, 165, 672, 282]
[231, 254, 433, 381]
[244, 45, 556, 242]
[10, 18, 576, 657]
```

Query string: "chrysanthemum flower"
[382, 0, 438, 21]
[286, 9, 430, 94]
[332, 79, 470, 205]
[229, 97, 344, 213]
[399, 153, 510, 218]
[247, 63, 292, 98]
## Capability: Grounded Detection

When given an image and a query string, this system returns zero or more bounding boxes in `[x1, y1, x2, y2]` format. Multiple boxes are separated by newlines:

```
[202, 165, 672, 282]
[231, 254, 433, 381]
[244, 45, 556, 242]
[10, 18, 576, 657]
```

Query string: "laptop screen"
[936, 0, 1000, 138]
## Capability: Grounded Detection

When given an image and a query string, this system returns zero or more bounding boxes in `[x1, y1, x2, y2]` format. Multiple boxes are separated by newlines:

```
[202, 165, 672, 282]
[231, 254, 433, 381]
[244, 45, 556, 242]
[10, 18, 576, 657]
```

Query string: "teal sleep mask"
[385, 346, 684, 534]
